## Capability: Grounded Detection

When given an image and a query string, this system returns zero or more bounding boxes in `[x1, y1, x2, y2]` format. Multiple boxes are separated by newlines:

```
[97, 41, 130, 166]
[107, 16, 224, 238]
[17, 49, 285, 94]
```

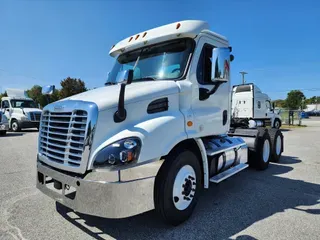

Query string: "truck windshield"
[107, 38, 194, 83]
[10, 100, 38, 108]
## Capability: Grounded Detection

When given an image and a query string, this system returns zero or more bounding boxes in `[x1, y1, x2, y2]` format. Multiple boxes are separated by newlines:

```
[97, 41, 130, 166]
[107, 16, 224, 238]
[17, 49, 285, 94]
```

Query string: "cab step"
[209, 163, 249, 183]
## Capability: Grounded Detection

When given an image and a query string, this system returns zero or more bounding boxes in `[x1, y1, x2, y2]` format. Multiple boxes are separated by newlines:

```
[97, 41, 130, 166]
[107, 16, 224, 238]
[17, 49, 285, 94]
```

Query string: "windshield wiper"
[133, 77, 156, 81]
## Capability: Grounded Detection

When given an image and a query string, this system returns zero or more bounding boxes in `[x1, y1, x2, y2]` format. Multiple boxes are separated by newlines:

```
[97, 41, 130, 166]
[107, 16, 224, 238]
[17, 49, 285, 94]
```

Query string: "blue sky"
[1, 0, 319, 99]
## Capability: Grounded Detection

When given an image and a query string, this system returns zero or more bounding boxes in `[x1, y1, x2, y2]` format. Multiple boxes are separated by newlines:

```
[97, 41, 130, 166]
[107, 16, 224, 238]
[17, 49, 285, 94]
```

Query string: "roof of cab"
[109, 20, 228, 57]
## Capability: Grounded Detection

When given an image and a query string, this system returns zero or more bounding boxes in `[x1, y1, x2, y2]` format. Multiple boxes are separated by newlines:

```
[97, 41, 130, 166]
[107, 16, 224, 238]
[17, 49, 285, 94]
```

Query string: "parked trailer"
[36, 20, 284, 226]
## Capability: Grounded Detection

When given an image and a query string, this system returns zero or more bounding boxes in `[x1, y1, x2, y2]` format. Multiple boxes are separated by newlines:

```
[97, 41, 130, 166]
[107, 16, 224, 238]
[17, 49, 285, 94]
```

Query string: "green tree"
[285, 90, 306, 110]
[26, 85, 47, 107]
[0, 91, 7, 101]
[59, 77, 87, 99]
[273, 99, 286, 108]
[305, 96, 320, 104]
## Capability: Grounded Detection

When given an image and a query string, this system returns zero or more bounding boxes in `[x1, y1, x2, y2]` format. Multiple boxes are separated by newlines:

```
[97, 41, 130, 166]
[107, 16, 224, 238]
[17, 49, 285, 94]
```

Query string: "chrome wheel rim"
[12, 122, 18, 131]
[172, 165, 196, 211]
[276, 135, 282, 155]
[275, 121, 280, 128]
[263, 139, 270, 163]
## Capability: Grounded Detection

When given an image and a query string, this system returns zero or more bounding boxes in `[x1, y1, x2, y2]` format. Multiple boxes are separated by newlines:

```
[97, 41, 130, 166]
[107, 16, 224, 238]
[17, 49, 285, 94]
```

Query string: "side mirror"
[211, 47, 231, 83]
[200, 47, 230, 101]
[115, 69, 134, 85]
[42, 85, 55, 95]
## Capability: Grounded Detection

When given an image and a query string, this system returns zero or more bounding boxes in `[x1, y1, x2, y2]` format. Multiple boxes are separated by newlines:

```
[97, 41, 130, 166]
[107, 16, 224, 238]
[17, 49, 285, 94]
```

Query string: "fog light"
[108, 154, 116, 164]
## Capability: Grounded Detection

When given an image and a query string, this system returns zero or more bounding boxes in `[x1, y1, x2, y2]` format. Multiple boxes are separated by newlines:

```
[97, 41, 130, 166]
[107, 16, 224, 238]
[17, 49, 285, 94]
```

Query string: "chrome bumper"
[36, 160, 163, 218]
[0, 122, 9, 131]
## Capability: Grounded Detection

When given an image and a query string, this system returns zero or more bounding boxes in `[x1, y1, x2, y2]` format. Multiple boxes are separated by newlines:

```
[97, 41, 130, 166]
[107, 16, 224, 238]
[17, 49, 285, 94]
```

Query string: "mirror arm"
[207, 81, 223, 95]
[114, 83, 127, 123]
[199, 81, 225, 101]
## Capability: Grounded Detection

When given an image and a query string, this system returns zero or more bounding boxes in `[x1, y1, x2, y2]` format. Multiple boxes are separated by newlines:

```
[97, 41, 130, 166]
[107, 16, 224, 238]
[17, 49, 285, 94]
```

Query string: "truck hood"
[64, 81, 180, 110]
[22, 108, 42, 113]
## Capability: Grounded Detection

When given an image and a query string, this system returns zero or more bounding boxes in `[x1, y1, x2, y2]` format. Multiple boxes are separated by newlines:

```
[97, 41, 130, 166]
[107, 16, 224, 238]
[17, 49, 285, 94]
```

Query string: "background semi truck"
[231, 83, 282, 128]
[36, 20, 284, 226]
[1, 88, 42, 132]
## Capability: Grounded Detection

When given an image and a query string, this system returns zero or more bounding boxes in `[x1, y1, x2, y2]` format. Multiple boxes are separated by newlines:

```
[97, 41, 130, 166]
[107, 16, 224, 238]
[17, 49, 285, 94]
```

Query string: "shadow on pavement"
[18, 129, 39, 133]
[0, 132, 24, 137]
[56, 155, 320, 240]
[280, 128, 291, 132]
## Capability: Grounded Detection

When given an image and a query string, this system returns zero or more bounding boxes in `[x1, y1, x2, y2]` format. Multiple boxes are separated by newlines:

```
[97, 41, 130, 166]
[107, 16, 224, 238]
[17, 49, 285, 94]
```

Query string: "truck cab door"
[190, 36, 231, 137]
[265, 100, 274, 119]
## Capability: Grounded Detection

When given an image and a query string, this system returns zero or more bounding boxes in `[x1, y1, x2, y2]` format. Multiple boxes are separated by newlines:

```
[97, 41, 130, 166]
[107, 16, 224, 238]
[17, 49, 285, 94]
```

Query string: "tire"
[11, 120, 21, 132]
[249, 128, 271, 170]
[154, 149, 202, 226]
[273, 118, 281, 129]
[269, 128, 284, 163]
[0, 131, 6, 136]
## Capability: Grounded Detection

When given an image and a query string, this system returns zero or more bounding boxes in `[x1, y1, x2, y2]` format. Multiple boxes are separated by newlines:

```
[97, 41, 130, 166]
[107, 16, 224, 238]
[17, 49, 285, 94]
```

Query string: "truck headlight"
[93, 137, 141, 168]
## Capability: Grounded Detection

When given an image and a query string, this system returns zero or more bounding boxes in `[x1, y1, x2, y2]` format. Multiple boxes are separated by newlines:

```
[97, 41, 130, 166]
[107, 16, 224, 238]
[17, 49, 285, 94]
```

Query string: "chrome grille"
[39, 110, 88, 167]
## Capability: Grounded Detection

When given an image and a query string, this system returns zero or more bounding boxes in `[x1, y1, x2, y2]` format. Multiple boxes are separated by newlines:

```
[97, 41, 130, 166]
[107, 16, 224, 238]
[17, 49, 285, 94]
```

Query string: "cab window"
[1, 100, 9, 108]
[197, 44, 214, 84]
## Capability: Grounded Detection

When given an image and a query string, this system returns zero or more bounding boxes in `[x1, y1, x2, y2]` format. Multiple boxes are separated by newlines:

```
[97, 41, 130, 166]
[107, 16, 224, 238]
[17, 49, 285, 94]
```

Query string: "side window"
[1, 100, 9, 108]
[197, 44, 213, 84]
[257, 101, 261, 109]
[266, 101, 271, 109]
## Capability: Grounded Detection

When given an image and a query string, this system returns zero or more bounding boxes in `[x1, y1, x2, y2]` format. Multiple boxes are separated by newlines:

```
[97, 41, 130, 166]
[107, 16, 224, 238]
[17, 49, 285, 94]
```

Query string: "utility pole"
[239, 71, 248, 84]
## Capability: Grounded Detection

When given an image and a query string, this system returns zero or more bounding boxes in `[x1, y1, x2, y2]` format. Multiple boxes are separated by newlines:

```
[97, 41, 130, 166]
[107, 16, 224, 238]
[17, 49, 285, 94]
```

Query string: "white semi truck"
[231, 83, 282, 128]
[1, 89, 42, 132]
[36, 20, 284, 226]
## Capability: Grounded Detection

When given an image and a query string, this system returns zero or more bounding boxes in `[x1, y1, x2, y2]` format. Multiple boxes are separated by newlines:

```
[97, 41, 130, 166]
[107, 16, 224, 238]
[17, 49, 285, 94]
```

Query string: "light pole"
[239, 71, 247, 84]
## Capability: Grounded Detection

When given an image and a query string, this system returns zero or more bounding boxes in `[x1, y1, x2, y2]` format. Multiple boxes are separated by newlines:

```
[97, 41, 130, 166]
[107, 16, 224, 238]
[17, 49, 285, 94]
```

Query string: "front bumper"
[19, 120, 39, 129]
[0, 122, 9, 131]
[36, 159, 163, 218]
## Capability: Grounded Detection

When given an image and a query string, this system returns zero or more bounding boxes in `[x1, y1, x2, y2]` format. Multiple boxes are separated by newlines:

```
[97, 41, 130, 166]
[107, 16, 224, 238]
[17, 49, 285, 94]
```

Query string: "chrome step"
[209, 163, 249, 183]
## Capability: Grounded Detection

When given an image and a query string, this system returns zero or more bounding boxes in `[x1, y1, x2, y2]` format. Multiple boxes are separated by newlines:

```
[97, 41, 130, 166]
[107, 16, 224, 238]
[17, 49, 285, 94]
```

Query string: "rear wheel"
[249, 128, 271, 170]
[11, 120, 21, 132]
[269, 128, 284, 162]
[154, 149, 202, 226]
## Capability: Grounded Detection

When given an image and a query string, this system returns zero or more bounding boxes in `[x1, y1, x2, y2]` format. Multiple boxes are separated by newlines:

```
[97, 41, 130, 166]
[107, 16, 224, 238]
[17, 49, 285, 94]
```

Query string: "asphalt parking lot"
[0, 118, 320, 240]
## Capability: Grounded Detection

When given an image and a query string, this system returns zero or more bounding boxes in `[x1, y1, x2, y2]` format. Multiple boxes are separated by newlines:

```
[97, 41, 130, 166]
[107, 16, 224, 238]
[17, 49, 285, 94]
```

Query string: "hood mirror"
[116, 69, 134, 84]
[42, 85, 55, 105]
[42, 85, 55, 95]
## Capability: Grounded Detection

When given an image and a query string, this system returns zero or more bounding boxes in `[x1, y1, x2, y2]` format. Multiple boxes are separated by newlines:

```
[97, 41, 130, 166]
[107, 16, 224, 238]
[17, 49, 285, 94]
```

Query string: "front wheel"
[273, 118, 281, 129]
[11, 120, 21, 132]
[154, 149, 202, 226]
